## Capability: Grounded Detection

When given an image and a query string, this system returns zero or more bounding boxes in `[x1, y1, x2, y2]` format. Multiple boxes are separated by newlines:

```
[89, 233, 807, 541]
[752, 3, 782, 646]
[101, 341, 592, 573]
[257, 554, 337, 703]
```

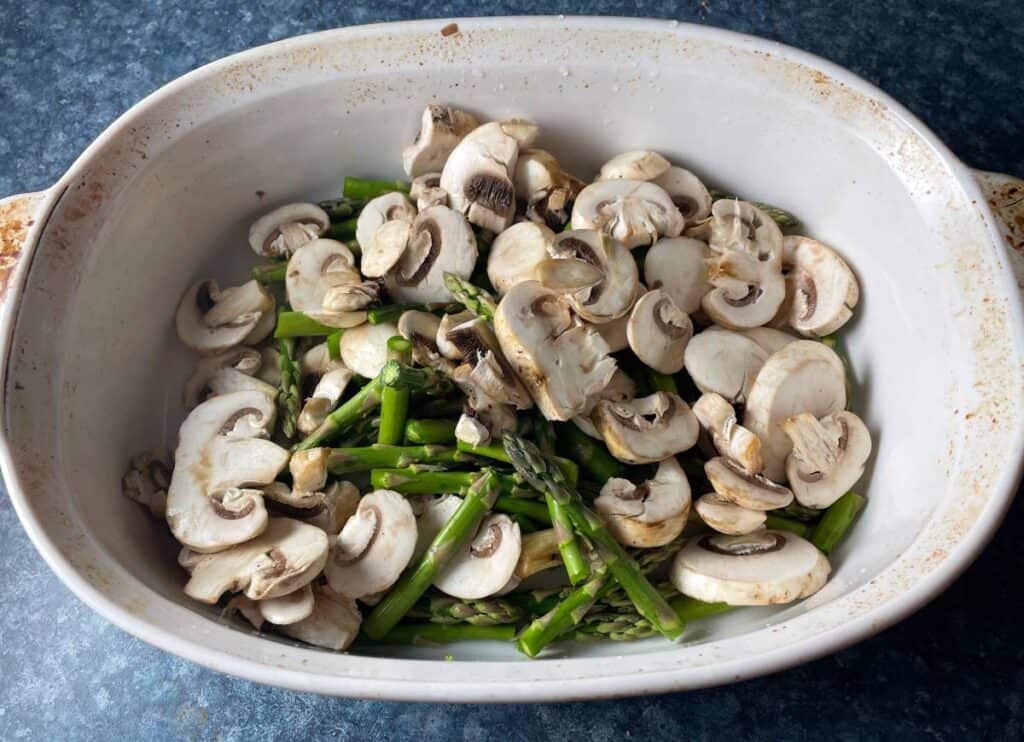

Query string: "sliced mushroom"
[263, 480, 324, 512]
[278, 585, 363, 651]
[301, 342, 346, 377]
[573, 368, 637, 438]
[437, 313, 532, 409]
[652, 166, 712, 222]
[593, 392, 699, 464]
[290, 448, 330, 494]
[176, 279, 274, 355]
[397, 310, 453, 370]
[782, 411, 871, 508]
[410, 172, 448, 210]
[780, 236, 860, 337]
[534, 258, 605, 293]
[644, 236, 711, 314]
[184, 347, 263, 408]
[500, 118, 539, 148]
[362, 219, 412, 278]
[494, 280, 617, 420]
[515, 528, 563, 579]
[683, 328, 769, 404]
[627, 289, 692, 374]
[324, 489, 416, 599]
[743, 340, 847, 481]
[703, 247, 786, 329]
[257, 346, 282, 386]
[513, 148, 580, 229]
[599, 151, 671, 182]
[286, 238, 369, 328]
[338, 322, 400, 378]
[589, 312, 630, 353]
[166, 391, 290, 552]
[307, 481, 362, 535]
[455, 412, 491, 447]
[548, 230, 639, 323]
[594, 457, 692, 547]
[486, 221, 555, 296]
[412, 494, 463, 562]
[248, 203, 330, 259]
[243, 297, 277, 345]
[383, 205, 477, 303]
[433, 514, 522, 599]
[297, 367, 355, 435]
[705, 456, 794, 510]
[122, 450, 172, 518]
[225, 595, 265, 629]
[692, 392, 764, 473]
[440, 122, 519, 232]
[403, 104, 481, 177]
[670, 530, 830, 605]
[709, 199, 784, 258]
[258, 584, 315, 625]
[571, 179, 684, 249]
[183, 517, 328, 603]
[355, 192, 417, 252]
[451, 364, 518, 445]
[206, 367, 278, 400]
[739, 326, 798, 355]
[435, 310, 477, 361]
[694, 493, 767, 535]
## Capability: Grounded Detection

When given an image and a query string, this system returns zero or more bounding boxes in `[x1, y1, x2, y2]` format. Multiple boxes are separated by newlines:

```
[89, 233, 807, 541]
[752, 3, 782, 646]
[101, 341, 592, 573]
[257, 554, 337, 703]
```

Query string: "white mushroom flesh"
[258, 584, 316, 625]
[440, 122, 519, 232]
[599, 150, 671, 181]
[549, 230, 639, 323]
[683, 328, 769, 404]
[694, 493, 767, 535]
[433, 514, 522, 599]
[355, 192, 418, 253]
[783, 411, 872, 508]
[571, 179, 684, 249]
[278, 585, 363, 651]
[644, 236, 711, 314]
[383, 205, 477, 303]
[594, 457, 691, 547]
[593, 392, 699, 464]
[403, 104, 481, 177]
[692, 392, 764, 473]
[122, 450, 172, 518]
[176, 279, 273, 355]
[338, 322, 400, 378]
[781, 236, 860, 337]
[248, 203, 329, 259]
[652, 166, 713, 222]
[626, 289, 692, 374]
[705, 456, 794, 510]
[486, 221, 555, 296]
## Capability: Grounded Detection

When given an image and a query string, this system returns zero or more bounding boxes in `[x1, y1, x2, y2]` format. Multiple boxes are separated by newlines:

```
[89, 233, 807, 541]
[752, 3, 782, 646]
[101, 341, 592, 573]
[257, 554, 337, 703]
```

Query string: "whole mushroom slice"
[297, 367, 355, 435]
[166, 391, 290, 553]
[183, 517, 329, 604]
[355, 192, 418, 252]
[571, 179, 684, 249]
[206, 367, 278, 400]
[494, 280, 617, 421]
[549, 230, 639, 323]
[186, 347, 263, 408]
[692, 392, 764, 473]
[338, 322, 400, 378]
[743, 340, 847, 481]
[403, 104, 481, 177]
[362, 219, 412, 278]
[652, 166, 713, 222]
[176, 279, 274, 355]
[258, 347, 282, 386]
[782, 411, 872, 509]
[307, 481, 362, 535]
[709, 199, 784, 261]
[258, 584, 315, 625]
[573, 368, 636, 439]
[410, 172, 448, 210]
[589, 312, 630, 354]
[683, 328, 769, 404]
[278, 585, 363, 651]
[440, 122, 519, 232]
[593, 392, 699, 464]
[705, 456, 794, 510]
[384, 205, 477, 303]
[670, 530, 830, 605]
[122, 450, 172, 518]
[286, 238, 369, 328]
[739, 326, 798, 355]
[703, 246, 786, 329]
[412, 494, 462, 562]
[513, 149, 578, 230]
[594, 457, 692, 547]
[599, 150, 671, 182]
[324, 489, 417, 599]
[627, 289, 692, 374]
[433, 514, 522, 599]
[644, 236, 711, 314]
[248, 202, 330, 259]
[487, 221, 555, 296]
[781, 236, 860, 337]
[694, 493, 766, 535]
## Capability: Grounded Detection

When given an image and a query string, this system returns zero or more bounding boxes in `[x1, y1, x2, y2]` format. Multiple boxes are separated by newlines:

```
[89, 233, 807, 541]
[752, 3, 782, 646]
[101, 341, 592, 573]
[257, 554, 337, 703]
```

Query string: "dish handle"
[0, 190, 50, 307]
[974, 170, 1024, 291]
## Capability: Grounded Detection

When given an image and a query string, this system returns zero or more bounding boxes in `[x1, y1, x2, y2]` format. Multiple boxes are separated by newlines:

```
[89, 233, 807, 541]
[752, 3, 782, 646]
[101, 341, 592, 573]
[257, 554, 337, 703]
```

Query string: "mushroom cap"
[500, 118, 540, 148]
[433, 513, 522, 599]
[183, 517, 329, 604]
[494, 280, 617, 420]
[301, 342, 346, 377]
[285, 238, 359, 313]
[258, 583, 316, 625]
[248, 202, 330, 259]
[593, 392, 699, 464]
[486, 221, 555, 296]
[440, 122, 519, 232]
[644, 236, 711, 314]
[412, 494, 463, 562]
[702, 247, 786, 329]
[781, 236, 860, 337]
[571, 179, 684, 249]
[652, 166, 712, 222]
[435, 310, 478, 361]
[355, 192, 417, 252]
[549, 230, 639, 323]
[383, 205, 477, 303]
[513, 148, 562, 200]
[324, 489, 417, 599]
[670, 530, 830, 606]
[590, 312, 630, 353]
[573, 368, 637, 438]
[743, 340, 847, 481]
[204, 367, 277, 407]
[184, 346, 262, 408]
[683, 328, 769, 404]
[594, 457, 692, 547]
[705, 456, 794, 510]
[397, 310, 451, 369]
[304, 480, 362, 535]
[338, 321, 400, 378]
[692, 392, 764, 473]
[709, 200, 784, 260]
[297, 367, 355, 435]
[166, 390, 290, 553]
[694, 493, 767, 535]
[783, 411, 872, 509]
[627, 289, 692, 374]
[403, 104, 481, 177]
[243, 295, 278, 345]
[599, 150, 671, 181]
[176, 279, 273, 355]
[278, 585, 362, 651]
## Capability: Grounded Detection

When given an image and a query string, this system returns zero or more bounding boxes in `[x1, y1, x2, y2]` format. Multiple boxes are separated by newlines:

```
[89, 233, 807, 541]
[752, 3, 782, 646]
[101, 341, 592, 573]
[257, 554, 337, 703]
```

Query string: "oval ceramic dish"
[1, 17, 1023, 701]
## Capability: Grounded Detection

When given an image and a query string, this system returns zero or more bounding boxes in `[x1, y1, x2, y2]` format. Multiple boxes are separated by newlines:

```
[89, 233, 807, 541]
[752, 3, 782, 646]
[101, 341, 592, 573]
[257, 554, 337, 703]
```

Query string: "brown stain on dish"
[0, 193, 44, 300]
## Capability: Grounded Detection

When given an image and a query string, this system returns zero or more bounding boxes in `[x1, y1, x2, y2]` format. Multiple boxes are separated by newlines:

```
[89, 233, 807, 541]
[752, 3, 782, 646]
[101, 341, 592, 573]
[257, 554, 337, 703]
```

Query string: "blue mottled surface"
[2, 1, 1023, 739]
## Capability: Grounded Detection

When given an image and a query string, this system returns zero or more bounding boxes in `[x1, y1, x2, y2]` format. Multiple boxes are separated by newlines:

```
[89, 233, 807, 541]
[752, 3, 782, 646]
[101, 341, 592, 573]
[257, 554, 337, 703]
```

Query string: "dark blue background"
[2, 2, 1022, 739]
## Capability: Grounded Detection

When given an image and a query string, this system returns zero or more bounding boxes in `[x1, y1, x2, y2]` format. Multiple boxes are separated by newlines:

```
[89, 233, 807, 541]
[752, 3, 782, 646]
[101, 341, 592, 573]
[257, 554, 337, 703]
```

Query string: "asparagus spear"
[404, 418, 457, 444]
[251, 261, 287, 284]
[554, 422, 624, 482]
[317, 197, 363, 221]
[362, 470, 502, 639]
[811, 492, 866, 554]
[326, 330, 343, 361]
[569, 596, 732, 642]
[456, 440, 580, 485]
[409, 594, 524, 626]
[646, 369, 679, 394]
[517, 563, 610, 657]
[326, 445, 470, 475]
[367, 302, 462, 326]
[364, 622, 515, 645]
[764, 513, 811, 538]
[708, 188, 801, 228]
[274, 311, 339, 339]
[377, 337, 413, 445]
[276, 338, 300, 440]
[325, 217, 358, 241]
[509, 513, 543, 534]
[442, 273, 498, 320]
[343, 176, 410, 201]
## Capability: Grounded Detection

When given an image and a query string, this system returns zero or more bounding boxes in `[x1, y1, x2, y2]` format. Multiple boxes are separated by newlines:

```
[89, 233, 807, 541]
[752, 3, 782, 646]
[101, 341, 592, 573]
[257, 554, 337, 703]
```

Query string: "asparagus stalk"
[251, 261, 287, 284]
[778, 502, 824, 522]
[708, 188, 801, 228]
[326, 330, 343, 361]
[569, 596, 732, 642]
[535, 417, 557, 456]
[764, 513, 811, 538]
[327, 445, 469, 475]
[343, 176, 410, 201]
[442, 273, 498, 320]
[647, 369, 679, 394]
[415, 397, 468, 419]
[377, 337, 413, 445]
[367, 302, 462, 325]
[362, 470, 502, 639]
[274, 311, 339, 339]
[404, 418, 457, 444]
[317, 197, 363, 221]
[517, 565, 610, 657]
[365, 622, 515, 645]
[555, 422, 625, 482]
[490, 496, 552, 524]
[276, 338, 300, 440]
[333, 414, 380, 447]
[325, 218, 358, 241]
[456, 440, 580, 485]
[811, 492, 866, 554]
[546, 494, 590, 584]
[408, 594, 524, 626]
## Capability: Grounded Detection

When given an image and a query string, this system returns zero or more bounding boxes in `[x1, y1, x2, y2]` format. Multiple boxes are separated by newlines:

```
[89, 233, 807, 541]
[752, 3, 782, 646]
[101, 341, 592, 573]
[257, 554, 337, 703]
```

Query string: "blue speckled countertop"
[2, 2, 1023, 739]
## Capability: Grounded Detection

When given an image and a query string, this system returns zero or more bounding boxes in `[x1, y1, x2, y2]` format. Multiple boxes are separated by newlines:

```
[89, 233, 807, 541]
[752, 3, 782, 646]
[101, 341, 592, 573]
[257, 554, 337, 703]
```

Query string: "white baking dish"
[1, 17, 1022, 701]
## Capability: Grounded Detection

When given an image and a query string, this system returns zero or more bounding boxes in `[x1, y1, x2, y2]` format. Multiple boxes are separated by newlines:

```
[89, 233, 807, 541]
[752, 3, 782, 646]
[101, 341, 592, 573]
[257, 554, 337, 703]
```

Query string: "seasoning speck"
[441, 23, 459, 37]
[255, 190, 265, 199]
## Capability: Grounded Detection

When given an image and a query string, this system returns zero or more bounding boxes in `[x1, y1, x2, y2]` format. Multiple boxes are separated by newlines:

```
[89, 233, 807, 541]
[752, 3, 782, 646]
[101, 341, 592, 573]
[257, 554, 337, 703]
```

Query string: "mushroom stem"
[274, 311, 341, 338]
[377, 337, 414, 445]
[443, 273, 498, 320]
[554, 422, 625, 482]
[362, 470, 503, 640]
[326, 445, 470, 475]
[277, 338, 301, 440]
[251, 261, 288, 284]
[403, 418, 457, 444]
[514, 529, 563, 579]
[342, 176, 410, 201]
[810, 492, 866, 554]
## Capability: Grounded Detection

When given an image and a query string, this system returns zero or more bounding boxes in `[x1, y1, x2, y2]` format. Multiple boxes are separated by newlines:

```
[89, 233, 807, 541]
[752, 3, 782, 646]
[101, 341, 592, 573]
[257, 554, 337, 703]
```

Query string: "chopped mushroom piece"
[184, 347, 263, 408]
[257, 347, 282, 387]
[500, 118, 540, 148]
[709, 199, 784, 258]
[513, 149, 579, 229]
[286, 239, 370, 328]
[486, 221, 555, 296]
[590, 312, 630, 354]
[644, 236, 711, 314]
[176, 279, 274, 355]
[780, 236, 860, 337]
[437, 314, 532, 409]
[593, 392, 699, 464]
[122, 450, 172, 518]
[409, 172, 448, 210]
[534, 258, 605, 293]
[397, 310, 453, 370]
[683, 328, 769, 404]
[599, 150, 671, 181]
[384, 205, 477, 303]
[705, 456, 794, 510]
[670, 530, 830, 605]
[363, 219, 412, 278]
[248, 203, 330, 259]
[307, 481, 362, 535]
[652, 166, 712, 222]
[782, 411, 872, 509]
[433, 514, 522, 599]
[594, 457, 692, 547]
[206, 367, 278, 400]
[692, 392, 764, 473]
[290, 448, 330, 494]
[258, 584, 316, 625]
[403, 104, 481, 177]
[278, 585, 363, 651]
[739, 326, 798, 355]
[301, 341, 346, 377]
[355, 192, 418, 253]
[573, 368, 637, 438]
[549, 230, 639, 323]
[694, 493, 767, 535]
[571, 179, 684, 249]
[626, 289, 692, 374]
[440, 122, 519, 232]
[263, 481, 324, 512]
[297, 367, 355, 435]
[338, 322, 400, 378]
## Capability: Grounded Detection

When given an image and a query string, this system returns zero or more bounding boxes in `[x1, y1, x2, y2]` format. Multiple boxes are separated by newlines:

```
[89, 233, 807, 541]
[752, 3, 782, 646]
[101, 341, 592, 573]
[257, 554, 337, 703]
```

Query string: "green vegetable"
[251, 261, 288, 284]
[708, 188, 800, 228]
[377, 336, 413, 445]
[811, 492, 866, 554]
[274, 311, 339, 339]
[409, 594, 524, 626]
[555, 422, 624, 482]
[442, 273, 498, 320]
[646, 369, 679, 395]
[276, 338, 300, 440]
[325, 217, 358, 241]
[764, 513, 811, 538]
[326, 331, 343, 361]
[326, 445, 469, 475]
[343, 177, 410, 201]
[404, 418, 457, 444]
[456, 440, 579, 485]
[317, 197, 363, 221]
[516, 564, 610, 657]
